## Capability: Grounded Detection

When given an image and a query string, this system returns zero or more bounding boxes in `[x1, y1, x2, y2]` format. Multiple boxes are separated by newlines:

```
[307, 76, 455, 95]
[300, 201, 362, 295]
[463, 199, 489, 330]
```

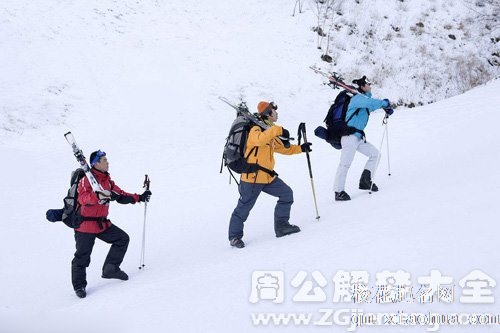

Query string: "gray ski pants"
[333, 134, 379, 192]
[228, 177, 293, 240]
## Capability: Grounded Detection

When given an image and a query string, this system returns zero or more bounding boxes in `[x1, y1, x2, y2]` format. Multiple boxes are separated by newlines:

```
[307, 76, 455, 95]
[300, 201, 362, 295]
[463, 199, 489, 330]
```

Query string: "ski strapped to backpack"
[45, 132, 109, 228]
[309, 66, 363, 96]
[310, 66, 368, 149]
[219, 97, 291, 183]
[64, 132, 104, 193]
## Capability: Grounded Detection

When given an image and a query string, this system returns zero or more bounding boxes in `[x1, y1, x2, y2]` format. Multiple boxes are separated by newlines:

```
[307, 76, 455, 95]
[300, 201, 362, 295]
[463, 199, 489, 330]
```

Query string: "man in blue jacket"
[334, 76, 393, 201]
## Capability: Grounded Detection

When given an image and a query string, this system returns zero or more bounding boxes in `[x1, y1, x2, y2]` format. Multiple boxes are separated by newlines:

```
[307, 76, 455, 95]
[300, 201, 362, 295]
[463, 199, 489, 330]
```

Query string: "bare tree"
[463, 0, 500, 32]
[308, 0, 343, 50]
[292, 0, 305, 16]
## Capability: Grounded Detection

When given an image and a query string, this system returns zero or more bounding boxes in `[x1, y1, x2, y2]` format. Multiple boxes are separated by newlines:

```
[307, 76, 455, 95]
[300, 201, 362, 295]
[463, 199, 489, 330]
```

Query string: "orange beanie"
[257, 101, 270, 115]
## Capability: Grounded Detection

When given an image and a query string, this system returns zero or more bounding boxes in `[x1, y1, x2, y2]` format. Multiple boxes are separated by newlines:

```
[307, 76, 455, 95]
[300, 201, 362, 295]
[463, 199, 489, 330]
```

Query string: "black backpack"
[315, 90, 366, 149]
[46, 168, 86, 228]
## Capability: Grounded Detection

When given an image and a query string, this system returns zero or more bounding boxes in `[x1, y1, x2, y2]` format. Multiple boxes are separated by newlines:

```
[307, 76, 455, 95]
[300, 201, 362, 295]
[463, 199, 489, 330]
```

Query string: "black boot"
[359, 169, 378, 191]
[275, 221, 301, 238]
[335, 191, 351, 201]
[102, 264, 129, 281]
[230, 237, 245, 248]
[75, 287, 86, 298]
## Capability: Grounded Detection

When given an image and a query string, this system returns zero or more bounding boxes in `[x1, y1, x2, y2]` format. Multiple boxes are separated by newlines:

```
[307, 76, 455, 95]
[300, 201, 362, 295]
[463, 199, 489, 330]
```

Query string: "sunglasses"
[263, 102, 278, 116]
[91, 150, 106, 166]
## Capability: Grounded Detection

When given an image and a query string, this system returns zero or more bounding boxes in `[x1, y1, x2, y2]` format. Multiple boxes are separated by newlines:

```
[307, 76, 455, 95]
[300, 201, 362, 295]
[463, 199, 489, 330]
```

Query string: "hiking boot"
[102, 264, 129, 281]
[75, 287, 86, 298]
[335, 191, 351, 201]
[230, 237, 245, 248]
[359, 169, 378, 191]
[275, 222, 301, 238]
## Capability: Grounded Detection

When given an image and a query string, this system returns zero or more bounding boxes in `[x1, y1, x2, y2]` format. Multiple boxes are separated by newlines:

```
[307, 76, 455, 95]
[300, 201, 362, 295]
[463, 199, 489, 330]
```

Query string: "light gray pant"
[333, 135, 379, 192]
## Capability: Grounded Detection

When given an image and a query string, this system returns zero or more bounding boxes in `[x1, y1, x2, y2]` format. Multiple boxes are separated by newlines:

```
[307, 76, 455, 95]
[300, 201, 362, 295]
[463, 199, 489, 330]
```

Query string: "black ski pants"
[71, 224, 129, 290]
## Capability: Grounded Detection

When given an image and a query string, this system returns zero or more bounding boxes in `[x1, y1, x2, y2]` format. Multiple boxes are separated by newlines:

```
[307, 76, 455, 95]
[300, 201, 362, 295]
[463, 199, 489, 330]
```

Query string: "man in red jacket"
[72, 150, 152, 298]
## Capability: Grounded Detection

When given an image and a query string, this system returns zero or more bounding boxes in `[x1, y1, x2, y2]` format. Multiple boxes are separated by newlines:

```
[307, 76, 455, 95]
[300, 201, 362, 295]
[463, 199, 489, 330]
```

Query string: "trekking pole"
[386, 119, 391, 176]
[297, 123, 320, 220]
[139, 174, 150, 269]
[370, 116, 389, 194]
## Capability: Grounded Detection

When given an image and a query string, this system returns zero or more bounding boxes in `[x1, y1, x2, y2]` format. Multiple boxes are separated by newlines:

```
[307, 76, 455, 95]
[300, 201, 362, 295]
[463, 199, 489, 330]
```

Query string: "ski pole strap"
[300, 123, 308, 144]
[382, 114, 389, 125]
[297, 124, 303, 145]
[297, 122, 307, 145]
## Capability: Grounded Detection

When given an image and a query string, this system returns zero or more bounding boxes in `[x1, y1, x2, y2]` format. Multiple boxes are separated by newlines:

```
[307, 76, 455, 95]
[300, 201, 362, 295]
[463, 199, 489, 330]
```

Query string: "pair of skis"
[309, 65, 360, 95]
[218, 97, 293, 143]
[64, 132, 104, 193]
[310, 65, 396, 111]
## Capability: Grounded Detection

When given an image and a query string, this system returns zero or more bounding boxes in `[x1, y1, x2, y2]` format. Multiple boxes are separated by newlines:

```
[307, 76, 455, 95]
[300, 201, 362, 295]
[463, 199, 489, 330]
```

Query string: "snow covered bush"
[298, 0, 499, 106]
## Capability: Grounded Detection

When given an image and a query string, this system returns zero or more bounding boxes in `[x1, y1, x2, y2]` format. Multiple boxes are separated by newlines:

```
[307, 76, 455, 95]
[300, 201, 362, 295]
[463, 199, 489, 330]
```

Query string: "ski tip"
[64, 131, 71, 137]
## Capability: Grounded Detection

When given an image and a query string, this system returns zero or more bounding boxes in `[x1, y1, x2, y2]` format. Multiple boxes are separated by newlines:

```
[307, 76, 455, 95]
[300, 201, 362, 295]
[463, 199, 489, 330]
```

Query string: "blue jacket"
[346, 92, 389, 138]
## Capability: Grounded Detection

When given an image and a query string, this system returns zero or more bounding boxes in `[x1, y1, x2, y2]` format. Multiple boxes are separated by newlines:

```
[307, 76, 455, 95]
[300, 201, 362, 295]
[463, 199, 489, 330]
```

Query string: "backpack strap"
[345, 108, 362, 123]
[80, 216, 109, 230]
[244, 146, 278, 177]
[227, 167, 241, 186]
[345, 108, 369, 141]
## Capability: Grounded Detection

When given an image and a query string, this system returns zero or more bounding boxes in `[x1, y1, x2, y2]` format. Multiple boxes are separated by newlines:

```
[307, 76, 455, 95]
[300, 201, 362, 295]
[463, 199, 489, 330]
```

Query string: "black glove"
[110, 191, 119, 201]
[139, 190, 152, 202]
[281, 128, 290, 139]
[384, 108, 394, 116]
[301, 142, 312, 153]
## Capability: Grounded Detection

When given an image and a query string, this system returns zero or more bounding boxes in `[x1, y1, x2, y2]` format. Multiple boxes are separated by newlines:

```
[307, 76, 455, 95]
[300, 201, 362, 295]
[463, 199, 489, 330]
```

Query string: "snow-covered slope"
[1, 1, 499, 333]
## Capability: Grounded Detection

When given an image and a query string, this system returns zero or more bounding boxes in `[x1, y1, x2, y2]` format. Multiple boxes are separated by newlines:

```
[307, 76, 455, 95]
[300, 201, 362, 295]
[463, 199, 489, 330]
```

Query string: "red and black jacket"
[76, 168, 140, 234]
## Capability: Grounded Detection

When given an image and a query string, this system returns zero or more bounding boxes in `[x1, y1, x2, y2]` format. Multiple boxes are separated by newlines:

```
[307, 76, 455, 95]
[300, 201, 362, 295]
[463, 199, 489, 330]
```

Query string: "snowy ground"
[1, 1, 499, 333]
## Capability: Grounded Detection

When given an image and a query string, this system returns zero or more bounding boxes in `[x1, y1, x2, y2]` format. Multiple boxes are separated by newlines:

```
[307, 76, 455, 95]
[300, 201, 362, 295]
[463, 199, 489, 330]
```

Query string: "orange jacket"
[240, 125, 302, 184]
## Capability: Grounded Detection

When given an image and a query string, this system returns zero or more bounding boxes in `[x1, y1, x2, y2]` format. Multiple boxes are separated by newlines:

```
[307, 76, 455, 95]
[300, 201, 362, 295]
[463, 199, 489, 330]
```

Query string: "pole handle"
[143, 174, 150, 191]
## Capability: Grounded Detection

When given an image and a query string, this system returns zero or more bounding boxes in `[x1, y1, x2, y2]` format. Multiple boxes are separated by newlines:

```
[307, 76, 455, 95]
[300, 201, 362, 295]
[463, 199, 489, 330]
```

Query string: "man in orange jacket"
[72, 150, 152, 298]
[228, 101, 312, 248]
